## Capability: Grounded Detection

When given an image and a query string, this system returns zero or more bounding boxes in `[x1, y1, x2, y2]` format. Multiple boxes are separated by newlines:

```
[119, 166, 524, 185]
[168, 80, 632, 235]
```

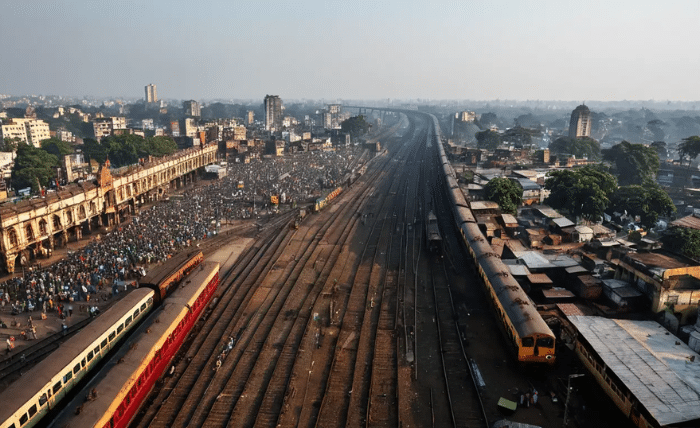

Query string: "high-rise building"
[183, 100, 201, 118]
[246, 110, 255, 126]
[145, 83, 158, 103]
[264, 95, 283, 132]
[568, 104, 591, 139]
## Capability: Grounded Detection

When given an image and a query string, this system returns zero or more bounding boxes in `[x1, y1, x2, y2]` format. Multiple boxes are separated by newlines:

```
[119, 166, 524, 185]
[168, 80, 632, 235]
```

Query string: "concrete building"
[264, 95, 282, 132]
[0, 145, 217, 273]
[181, 118, 197, 138]
[568, 104, 591, 139]
[1, 118, 51, 147]
[246, 110, 254, 126]
[183, 100, 201, 118]
[614, 251, 700, 315]
[92, 117, 126, 142]
[145, 83, 158, 103]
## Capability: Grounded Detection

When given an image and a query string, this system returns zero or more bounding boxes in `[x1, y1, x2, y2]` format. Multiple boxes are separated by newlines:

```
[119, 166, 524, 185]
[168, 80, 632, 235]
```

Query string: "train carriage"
[55, 262, 220, 428]
[0, 289, 154, 428]
[139, 251, 204, 303]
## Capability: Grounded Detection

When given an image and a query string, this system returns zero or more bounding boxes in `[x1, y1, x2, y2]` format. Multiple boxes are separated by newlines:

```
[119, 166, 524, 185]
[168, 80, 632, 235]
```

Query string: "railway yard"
[0, 112, 636, 428]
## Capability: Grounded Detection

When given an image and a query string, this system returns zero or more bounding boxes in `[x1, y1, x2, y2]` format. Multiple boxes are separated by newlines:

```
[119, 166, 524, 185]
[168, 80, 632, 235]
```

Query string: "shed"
[573, 274, 602, 299]
[542, 287, 576, 301]
[550, 217, 575, 231]
[527, 273, 554, 289]
[602, 279, 643, 309]
[574, 225, 594, 242]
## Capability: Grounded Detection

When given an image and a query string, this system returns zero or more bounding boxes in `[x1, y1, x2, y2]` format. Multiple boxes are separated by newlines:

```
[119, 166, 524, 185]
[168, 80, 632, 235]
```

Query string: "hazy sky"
[1, 0, 699, 102]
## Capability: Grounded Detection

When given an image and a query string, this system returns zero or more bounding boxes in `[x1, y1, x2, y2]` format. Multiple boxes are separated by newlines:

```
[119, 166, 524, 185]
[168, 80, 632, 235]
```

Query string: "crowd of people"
[0, 147, 366, 325]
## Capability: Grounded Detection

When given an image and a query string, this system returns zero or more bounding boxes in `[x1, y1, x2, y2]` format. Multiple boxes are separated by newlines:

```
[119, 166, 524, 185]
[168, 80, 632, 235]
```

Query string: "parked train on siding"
[54, 261, 220, 428]
[428, 115, 556, 364]
[0, 251, 208, 428]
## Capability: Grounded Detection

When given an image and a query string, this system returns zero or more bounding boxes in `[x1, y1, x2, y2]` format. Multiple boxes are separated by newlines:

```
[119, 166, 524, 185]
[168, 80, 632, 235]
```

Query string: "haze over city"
[2, 0, 699, 101]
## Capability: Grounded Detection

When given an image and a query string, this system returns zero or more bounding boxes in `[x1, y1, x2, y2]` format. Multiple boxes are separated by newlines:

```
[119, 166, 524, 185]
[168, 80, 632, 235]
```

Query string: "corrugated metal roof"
[527, 273, 553, 284]
[513, 251, 556, 270]
[551, 217, 575, 228]
[507, 264, 531, 276]
[470, 200, 500, 210]
[557, 303, 586, 316]
[542, 287, 575, 299]
[569, 316, 700, 426]
[671, 214, 700, 230]
[501, 213, 518, 226]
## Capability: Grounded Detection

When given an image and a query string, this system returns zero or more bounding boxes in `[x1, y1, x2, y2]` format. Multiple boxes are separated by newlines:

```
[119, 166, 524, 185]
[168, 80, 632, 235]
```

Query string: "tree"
[650, 141, 667, 159]
[544, 166, 617, 221]
[677, 136, 700, 166]
[340, 115, 370, 139]
[478, 112, 498, 129]
[40, 137, 74, 158]
[661, 227, 700, 259]
[138, 136, 178, 158]
[602, 141, 659, 186]
[11, 142, 59, 193]
[82, 138, 108, 164]
[503, 126, 538, 148]
[610, 184, 676, 229]
[549, 137, 601, 160]
[0, 137, 20, 152]
[484, 177, 523, 215]
[475, 129, 502, 150]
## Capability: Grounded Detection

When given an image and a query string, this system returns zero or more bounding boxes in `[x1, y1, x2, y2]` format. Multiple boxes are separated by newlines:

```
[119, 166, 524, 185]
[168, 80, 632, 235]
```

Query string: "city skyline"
[1, 0, 699, 102]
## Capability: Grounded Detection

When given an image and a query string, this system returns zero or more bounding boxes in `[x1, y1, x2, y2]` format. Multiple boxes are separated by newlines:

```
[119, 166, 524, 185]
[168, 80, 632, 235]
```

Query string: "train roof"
[140, 250, 202, 286]
[0, 288, 154, 421]
[63, 262, 220, 427]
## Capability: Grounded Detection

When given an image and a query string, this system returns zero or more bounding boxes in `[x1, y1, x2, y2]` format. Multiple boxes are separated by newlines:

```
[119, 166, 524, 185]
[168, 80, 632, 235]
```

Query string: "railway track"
[428, 258, 489, 427]
[134, 116, 408, 428]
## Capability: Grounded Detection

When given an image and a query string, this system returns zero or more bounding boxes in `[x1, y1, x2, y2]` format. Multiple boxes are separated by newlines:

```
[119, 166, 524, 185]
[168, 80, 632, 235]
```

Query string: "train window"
[94, 345, 100, 355]
[117, 323, 124, 334]
[19, 414, 28, 425]
[125, 315, 132, 327]
[8, 423, 16, 428]
[73, 363, 80, 374]
[536, 337, 554, 348]
[141, 303, 147, 311]
[102, 339, 109, 349]
[82, 358, 86, 368]
[27, 405, 37, 417]
[521, 337, 534, 347]
[39, 393, 48, 406]
[64, 371, 72, 383]
[133, 309, 139, 318]
[53, 381, 62, 394]
[109, 331, 116, 341]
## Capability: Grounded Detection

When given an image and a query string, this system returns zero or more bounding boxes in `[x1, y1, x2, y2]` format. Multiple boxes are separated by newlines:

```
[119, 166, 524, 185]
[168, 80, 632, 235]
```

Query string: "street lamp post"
[564, 373, 585, 427]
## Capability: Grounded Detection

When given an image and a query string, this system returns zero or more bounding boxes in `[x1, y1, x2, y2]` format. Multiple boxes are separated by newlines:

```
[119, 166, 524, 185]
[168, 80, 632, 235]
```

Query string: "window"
[82, 358, 86, 368]
[73, 363, 80, 374]
[667, 295, 679, 305]
[125, 316, 132, 327]
[27, 405, 37, 417]
[537, 337, 554, 348]
[109, 331, 116, 341]
[53, 381, 62, 394]
[94, 346, 100, 355]
[19, 414, 28, 425]
[133, 309, 139, 318]
[63, 371, 72, 383]
[141, 303, 147, 311]
[87, 351, 94, 362]
[521, 337, 534, 347]
[117, 324, 124, 334]
[101, 339, 108, 349]
[39, 394, 48, 406]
